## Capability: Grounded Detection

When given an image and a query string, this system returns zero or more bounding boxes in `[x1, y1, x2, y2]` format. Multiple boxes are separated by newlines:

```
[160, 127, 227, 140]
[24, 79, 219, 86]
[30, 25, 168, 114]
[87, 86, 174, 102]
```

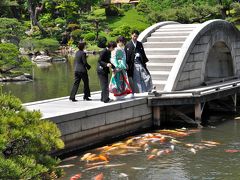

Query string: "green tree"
[87, 9, 106, 40]
[0, 43, 31, 73]
[0, 93, 64, 179]
[0, 18, 26, 44]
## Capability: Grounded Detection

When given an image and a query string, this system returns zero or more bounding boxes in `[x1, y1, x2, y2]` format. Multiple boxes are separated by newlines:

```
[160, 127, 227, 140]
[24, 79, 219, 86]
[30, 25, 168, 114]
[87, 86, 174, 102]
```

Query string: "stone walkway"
[24, 91, 149, 119]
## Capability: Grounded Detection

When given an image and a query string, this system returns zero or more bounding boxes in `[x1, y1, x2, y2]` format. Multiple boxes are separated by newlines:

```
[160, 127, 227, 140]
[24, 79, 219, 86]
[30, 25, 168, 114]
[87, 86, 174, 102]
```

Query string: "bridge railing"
[149, 79, 240, 98]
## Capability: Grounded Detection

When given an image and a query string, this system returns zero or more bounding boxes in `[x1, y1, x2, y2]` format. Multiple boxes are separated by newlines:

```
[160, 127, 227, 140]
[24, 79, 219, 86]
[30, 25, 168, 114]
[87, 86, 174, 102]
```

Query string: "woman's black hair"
[116, 36, 126, 44]
[107, 41, 117, 49]
[78, 41, 86, 50]
[97, 37, 107, 48]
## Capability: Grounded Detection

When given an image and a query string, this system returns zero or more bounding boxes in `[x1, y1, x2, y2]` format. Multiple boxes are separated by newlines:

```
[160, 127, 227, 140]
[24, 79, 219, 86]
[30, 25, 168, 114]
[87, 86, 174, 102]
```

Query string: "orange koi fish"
[225, 149, 240, 153]
[94, 172, 104, 180]
[158, 130, 189, 137]
[70, 173, 81, 180]
[147, 154, 156, 160]
[98, 155, 108, 161]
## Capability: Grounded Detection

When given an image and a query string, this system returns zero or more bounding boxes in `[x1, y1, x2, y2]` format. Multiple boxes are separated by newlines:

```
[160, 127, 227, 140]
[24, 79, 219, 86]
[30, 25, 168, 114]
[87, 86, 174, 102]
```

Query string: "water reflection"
[1, 55, 100, 103]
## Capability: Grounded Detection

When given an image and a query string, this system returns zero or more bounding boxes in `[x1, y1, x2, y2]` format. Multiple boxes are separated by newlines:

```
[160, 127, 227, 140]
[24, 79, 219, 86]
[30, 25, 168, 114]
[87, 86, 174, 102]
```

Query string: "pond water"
[58, 116, 240, 180]
[1, 55, 100, 103]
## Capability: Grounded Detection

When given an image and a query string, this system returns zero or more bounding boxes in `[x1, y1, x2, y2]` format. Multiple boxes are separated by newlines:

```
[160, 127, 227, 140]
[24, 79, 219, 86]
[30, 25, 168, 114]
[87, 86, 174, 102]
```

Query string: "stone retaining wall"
[49, 98, 152, 155]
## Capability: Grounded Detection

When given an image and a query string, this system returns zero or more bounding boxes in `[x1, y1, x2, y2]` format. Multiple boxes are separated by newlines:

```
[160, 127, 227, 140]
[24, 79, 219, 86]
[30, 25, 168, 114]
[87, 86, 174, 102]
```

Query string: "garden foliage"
[0, 93, 64, 179]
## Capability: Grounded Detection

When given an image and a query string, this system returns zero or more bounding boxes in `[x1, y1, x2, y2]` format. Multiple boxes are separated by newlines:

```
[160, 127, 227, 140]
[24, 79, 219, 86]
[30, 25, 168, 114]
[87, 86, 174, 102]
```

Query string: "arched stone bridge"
[139, 20, 240, 92]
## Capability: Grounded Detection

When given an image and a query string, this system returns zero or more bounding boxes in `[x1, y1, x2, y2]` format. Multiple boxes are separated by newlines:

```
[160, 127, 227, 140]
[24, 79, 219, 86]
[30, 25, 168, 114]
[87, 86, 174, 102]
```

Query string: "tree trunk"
[27, 0, 47, 36]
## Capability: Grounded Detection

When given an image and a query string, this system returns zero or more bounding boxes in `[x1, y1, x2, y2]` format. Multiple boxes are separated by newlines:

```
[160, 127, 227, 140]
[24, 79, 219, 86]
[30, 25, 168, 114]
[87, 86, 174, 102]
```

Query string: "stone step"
[156, 28, 195, 32]
[149, 71, 170, 80]
[147, 62, 173, 71]
[152, 80, 166, 91]
[161, 24, 200, 29]
[147, 55, 177, 63]
[144, 48, 180, 55]
[143, 42, 183, 48]
[151, 31, 191, 36]
[147, 36, 187, 42]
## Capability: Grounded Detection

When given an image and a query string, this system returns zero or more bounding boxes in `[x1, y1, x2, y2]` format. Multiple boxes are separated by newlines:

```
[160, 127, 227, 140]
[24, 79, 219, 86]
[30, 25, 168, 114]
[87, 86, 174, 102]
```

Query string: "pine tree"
[0, 93, 64, 179]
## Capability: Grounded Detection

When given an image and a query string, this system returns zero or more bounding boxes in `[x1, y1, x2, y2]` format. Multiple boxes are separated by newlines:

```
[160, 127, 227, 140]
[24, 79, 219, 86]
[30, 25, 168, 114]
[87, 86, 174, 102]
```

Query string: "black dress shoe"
[83, 97, 92, 101]
[69, 98, 78, 102]
[104, 99, 113, 103]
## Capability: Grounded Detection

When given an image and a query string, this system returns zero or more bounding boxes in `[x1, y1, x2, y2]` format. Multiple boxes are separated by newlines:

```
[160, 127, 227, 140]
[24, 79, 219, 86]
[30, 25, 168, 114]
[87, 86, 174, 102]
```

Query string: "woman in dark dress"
[97, 38, 116, 103]
[69, 42, 91, 102]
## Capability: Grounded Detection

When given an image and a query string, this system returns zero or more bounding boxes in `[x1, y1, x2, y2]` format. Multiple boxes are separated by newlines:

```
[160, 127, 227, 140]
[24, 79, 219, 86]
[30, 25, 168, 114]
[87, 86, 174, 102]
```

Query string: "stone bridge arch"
[204, 41, 234, 82]
[139, 20, 240, 92]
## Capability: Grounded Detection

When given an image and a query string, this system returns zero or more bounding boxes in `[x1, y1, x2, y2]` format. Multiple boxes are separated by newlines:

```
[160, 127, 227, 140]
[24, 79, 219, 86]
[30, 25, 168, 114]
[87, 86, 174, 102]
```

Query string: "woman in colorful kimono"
[109, 36, 132, 97]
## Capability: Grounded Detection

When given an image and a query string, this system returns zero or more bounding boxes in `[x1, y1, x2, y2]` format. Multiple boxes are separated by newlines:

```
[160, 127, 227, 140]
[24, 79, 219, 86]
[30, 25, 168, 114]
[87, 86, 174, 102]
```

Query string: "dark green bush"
[0, 43, 31, 74]
[109, 25, 132, 38]
[105, 5, 120, 16]
[0, 18, 26, 44]
[67, 23, 80, 31]
[0, 93, 64, 179]
[19, 38, 59, 53]
[121, 4, 132, 11]
[231, 2, 240, 16]
[55, 18, 66, 28]
[84, 32, 96, 41]
[136, 2, 151, 14]
[71, 29, 83, 43]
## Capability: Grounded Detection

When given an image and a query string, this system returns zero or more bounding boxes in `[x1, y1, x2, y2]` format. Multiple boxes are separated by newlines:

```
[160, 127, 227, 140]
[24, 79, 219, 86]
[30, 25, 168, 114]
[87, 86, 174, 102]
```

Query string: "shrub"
[19, 38, 60, 53]
[71, 29, 83, 43]
[67, 24, 80, 31]
[55, 18, 66, 28]
[39, 13, 53, 26]
[110, 25, 132, 38]
[231, 2, 240, 16]
[0, 93, 64, 179]
[0, 18, 26, 44]
[39, 38, 60, 52]
[105, 5, 119, 16]
[0, 43, 31, 74]
[84, 32, 96, 41]
[121, 4, 132, 11]
[176, 7, 192, 23]
[136, 2, 151, 14]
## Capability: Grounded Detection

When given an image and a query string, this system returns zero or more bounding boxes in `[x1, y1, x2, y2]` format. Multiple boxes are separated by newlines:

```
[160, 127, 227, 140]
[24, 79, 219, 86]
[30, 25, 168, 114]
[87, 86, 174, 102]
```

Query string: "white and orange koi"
[80, 153, 92, 161]
[189, 148, 196, 154]
[62, 156, 78, 162]
[201, 140, 220, 145]
[86, 161, 109, 167]
[105, 163, 126, 168]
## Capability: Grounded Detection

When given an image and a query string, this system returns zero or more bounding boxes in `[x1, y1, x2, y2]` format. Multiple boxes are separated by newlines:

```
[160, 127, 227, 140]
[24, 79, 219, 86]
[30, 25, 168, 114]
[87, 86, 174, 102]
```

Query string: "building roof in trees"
[111, 0, 139, 4]
[103, 0, 139, 5]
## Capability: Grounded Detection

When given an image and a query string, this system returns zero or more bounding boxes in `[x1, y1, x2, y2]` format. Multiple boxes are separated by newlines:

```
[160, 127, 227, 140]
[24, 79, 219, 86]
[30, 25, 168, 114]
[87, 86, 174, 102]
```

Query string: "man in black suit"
[125, 30, 151, 93]
[97, 39, 116, 103]
[69, 42, 91, 102]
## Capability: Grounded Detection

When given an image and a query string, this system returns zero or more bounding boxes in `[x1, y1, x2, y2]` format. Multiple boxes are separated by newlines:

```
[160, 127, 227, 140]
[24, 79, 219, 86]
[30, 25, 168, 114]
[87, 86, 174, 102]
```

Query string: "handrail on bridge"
[149, 79, 240, 98]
